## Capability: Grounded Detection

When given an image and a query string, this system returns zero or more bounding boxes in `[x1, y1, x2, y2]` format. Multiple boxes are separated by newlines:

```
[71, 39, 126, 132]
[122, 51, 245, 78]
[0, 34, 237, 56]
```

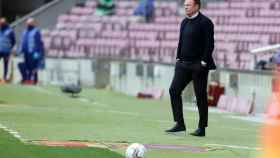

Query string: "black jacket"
[176, 12, 216, 70]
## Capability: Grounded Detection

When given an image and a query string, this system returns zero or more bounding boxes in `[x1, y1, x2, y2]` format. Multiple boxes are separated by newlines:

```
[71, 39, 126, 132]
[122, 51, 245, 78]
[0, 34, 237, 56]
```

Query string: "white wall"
[1, 57, 95, 86]
[110, 61, 273, 113]
[219, 70, 272, 113]
[110, 61, 174, 97]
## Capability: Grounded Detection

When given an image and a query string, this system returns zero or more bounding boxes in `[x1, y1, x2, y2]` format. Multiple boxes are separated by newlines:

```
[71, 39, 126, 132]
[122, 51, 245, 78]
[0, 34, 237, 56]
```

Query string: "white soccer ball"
[125, 143, 147, 158]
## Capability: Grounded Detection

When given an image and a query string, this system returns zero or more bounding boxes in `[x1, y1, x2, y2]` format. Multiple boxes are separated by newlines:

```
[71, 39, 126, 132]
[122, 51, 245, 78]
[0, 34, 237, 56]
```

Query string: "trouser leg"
[169, 65, 192, 125]
[192, 69, 209, 128]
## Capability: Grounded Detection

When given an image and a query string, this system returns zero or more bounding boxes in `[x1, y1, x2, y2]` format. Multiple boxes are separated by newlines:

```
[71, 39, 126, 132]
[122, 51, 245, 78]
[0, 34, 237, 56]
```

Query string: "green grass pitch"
[0, 85, 262, 158]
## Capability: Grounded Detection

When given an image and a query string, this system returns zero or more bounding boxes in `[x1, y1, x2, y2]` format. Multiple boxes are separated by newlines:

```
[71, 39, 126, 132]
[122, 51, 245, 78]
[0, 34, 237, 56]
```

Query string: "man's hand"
[10, 50, 16, 57]
[201, 61, 207, 67]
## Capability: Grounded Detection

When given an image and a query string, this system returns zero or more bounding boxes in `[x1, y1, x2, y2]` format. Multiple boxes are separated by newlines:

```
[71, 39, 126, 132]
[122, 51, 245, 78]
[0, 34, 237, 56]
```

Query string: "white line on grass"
[226, 115, 265, 124]
[108, 110, 140, 116]
[184, 106, 231, 114]
[32, 86, 111, 108]
[0, 123, 24, 142]
[0, 124, 8, 130]
[206, 143, 262, 150]
[7, 129, 18, 135]
[91, 101, 111, 107]
[79, 98, 110, 107]
[95, 109, 139, 116]
[31, 86, 64, 97]
[13, 134, 22, 139]
[218, 126, 257, 132]
[227, 115, 280, 125]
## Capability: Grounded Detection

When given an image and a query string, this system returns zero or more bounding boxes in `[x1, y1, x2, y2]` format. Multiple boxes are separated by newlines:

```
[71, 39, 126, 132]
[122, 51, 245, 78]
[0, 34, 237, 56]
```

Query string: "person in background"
[95, 0, 115, 16]
[255, 60, 268, 70]
[133, 0, 155, 22]
[0, 17, 16, 82]
[18, 18, 45, 85]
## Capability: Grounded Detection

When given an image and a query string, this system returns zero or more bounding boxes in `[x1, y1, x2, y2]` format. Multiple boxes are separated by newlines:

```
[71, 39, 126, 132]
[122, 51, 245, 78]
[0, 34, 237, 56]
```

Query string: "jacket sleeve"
[176, 19, 185, 60]
[9, 30, 16, 49]
[17, 31, 25, 55]
[201, 19, 214, 62]
[35, 30, 46, 69]
[35, 30, 44, 55]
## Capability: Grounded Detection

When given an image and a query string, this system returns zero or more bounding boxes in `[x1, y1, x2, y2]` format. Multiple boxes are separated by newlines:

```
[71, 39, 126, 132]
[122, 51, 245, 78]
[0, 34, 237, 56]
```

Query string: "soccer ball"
[125, 143, 147, 158]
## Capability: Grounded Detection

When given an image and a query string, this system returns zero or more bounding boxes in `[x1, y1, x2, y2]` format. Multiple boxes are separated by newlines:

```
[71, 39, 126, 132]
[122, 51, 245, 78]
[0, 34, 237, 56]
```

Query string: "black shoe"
[190, 128, 205, 137]
[165, 123, 186, 133]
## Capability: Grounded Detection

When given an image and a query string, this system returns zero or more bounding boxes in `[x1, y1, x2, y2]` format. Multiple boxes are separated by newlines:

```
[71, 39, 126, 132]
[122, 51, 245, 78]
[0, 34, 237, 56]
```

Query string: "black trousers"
[0, 53, 10, 80]
[24, 54, 40, 81]
[169, 61, 209, 128]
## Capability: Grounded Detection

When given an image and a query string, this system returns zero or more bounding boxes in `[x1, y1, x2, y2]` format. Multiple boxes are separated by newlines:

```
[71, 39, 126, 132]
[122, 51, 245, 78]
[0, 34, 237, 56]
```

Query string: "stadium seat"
[41, 0, 280, 70]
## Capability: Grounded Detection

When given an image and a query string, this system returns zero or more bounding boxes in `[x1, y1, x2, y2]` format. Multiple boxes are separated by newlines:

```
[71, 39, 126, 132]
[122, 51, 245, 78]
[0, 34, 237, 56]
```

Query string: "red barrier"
[208, 82, 225, 107]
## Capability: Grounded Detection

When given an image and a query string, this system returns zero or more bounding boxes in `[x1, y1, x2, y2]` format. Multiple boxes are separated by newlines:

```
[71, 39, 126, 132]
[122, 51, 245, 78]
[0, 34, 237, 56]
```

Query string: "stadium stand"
[41, 0, 280, 70]
[203, 0, 280, 70]
[43, 1, 180, 64]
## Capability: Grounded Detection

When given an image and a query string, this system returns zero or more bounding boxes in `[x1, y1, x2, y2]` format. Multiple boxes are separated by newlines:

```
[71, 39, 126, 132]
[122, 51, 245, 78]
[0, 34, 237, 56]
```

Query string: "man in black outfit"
[165, 0, 216, 137]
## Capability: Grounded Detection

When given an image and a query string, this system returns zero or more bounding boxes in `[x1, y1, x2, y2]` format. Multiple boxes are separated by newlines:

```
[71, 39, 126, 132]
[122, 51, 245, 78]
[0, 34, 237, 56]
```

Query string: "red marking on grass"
[35, 141, 89, 147]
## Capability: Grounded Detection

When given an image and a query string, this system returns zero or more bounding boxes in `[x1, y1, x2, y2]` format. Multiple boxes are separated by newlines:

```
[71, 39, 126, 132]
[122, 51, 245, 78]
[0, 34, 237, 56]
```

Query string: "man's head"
[0, 17, 7, 27]
[25, 18, 36, 27]
[184, 0, 200, 17]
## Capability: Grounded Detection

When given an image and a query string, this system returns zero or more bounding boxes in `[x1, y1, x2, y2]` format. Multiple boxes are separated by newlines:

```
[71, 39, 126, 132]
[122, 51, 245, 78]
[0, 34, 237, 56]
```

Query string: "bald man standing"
[18, 18, 45, 85]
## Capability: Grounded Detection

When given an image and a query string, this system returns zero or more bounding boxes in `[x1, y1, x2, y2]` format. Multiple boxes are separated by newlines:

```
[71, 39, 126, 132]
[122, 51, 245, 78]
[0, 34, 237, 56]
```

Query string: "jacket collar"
[185, 11, 199, 19]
